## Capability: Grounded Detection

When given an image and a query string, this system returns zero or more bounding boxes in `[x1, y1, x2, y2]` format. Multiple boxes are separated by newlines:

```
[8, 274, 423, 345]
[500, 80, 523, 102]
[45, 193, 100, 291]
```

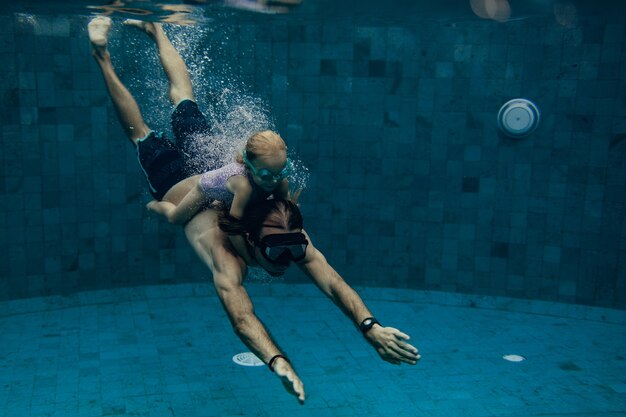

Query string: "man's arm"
[296, 232, 420, 365]
[226, 176, 255, 263]
[208, 236, 306, 403]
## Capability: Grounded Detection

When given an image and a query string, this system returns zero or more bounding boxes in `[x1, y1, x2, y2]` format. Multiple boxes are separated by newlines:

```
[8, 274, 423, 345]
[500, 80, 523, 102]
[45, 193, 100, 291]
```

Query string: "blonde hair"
[236, 130, 286, 163]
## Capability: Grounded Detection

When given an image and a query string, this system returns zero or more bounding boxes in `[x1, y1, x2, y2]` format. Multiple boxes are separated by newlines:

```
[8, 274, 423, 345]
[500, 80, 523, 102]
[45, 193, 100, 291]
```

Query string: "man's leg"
[124, 20, 195, 105]
[88, 16, 151, 143]
[125, 19, 215, 173]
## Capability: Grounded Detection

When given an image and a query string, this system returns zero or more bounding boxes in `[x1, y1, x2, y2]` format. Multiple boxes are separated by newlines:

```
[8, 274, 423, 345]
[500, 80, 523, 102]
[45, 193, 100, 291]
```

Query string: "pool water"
[1, 0, 626, 416]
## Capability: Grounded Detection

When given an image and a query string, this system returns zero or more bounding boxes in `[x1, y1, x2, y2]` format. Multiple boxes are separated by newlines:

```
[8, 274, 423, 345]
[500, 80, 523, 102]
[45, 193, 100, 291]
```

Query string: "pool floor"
[0, 283, 625, 417]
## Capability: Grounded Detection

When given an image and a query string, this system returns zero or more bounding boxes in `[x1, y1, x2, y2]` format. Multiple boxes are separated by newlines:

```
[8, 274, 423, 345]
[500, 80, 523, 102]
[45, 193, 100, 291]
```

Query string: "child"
[147, 130, 292, 255]
[147, 129, 290, 222]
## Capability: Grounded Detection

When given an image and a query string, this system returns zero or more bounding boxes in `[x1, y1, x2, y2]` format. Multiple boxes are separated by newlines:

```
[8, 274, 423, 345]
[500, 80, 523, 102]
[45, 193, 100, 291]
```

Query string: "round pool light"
[497, 98, 540, 138]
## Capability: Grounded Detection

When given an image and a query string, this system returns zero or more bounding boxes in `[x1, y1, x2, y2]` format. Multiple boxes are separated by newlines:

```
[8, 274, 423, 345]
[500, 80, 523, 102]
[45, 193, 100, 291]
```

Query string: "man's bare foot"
[123, 19, 160, 38]
[88, 16, 112, 54]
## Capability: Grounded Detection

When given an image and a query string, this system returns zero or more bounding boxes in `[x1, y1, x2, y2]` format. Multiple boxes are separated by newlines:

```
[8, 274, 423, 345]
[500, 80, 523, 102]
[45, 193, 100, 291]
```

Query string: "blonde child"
[147, 130, 291, 224]
[146, 130, 292, 256]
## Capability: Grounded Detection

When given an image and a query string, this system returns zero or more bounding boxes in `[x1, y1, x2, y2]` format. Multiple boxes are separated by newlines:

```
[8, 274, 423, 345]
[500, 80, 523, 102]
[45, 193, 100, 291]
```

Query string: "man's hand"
[365, 325, 421, 365]
[272, 357, 306, 404]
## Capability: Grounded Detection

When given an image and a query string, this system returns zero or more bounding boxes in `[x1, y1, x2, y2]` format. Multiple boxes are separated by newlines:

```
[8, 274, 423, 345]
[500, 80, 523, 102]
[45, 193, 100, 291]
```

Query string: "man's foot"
[88, 16, 112, 54]
[123, 19, 160, 38]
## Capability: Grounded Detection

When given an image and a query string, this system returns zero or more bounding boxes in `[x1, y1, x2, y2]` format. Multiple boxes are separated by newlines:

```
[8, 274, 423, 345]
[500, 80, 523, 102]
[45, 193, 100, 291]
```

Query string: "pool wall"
[0, 7, 624, 309]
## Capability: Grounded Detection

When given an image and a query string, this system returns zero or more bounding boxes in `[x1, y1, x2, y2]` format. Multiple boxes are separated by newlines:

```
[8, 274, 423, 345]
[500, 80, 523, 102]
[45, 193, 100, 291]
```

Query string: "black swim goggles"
[256, 232, 308, 263]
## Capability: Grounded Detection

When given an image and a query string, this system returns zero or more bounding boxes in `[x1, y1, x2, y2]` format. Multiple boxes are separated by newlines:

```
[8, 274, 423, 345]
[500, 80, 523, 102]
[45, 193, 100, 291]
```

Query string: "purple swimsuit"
[199, 162, 246, 207]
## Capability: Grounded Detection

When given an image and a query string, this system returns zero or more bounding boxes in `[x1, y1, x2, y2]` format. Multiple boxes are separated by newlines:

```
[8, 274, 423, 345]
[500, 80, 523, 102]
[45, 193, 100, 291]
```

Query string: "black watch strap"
[359, 317, 380, 335]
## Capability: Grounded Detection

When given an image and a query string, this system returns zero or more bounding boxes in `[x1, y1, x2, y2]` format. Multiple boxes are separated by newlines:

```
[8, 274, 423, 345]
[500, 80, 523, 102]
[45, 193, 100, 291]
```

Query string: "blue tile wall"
[0, 10, 625, 309]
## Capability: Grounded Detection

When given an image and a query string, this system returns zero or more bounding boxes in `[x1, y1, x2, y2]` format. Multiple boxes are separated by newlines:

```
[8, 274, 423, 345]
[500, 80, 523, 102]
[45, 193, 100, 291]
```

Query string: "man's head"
[219, 198, 308, 276]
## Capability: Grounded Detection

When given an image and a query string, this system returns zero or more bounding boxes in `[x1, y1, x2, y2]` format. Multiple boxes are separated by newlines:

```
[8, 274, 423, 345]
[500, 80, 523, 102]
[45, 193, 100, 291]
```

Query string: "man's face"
[252, 225, 302, 276]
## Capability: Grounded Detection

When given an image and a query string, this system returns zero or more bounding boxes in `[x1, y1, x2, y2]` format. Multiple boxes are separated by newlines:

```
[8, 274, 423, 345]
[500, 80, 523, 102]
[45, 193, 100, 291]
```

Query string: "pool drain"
[232, 352, 264, 367]
[497, 98, 540, 137]
[502, 354, 526, 362]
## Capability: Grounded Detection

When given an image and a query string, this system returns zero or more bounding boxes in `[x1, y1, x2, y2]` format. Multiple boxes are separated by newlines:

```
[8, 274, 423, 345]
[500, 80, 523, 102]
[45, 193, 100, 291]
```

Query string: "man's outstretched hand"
[272, 357, 306, 404]
[365, 326, 421, 365]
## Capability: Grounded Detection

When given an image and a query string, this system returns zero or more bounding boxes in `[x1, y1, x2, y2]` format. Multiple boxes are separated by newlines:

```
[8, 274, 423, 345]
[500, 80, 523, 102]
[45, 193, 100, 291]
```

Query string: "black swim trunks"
[171, 99, 221, 175]
[136, 98, 220, 200]
[135, 131, 186, 200]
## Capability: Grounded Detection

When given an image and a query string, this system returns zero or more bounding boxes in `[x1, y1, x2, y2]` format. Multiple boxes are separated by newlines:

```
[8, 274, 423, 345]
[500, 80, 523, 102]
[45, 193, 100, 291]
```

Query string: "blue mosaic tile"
[0, 9, 625, 316]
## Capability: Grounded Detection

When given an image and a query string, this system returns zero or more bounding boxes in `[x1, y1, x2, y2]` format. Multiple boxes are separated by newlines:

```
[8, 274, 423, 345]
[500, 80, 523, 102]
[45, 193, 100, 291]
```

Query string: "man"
[88, 17, 420, 404]
[189, 198, 421, 403]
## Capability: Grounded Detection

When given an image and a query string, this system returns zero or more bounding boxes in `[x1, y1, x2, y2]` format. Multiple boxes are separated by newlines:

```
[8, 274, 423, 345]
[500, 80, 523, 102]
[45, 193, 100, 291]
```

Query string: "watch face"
[360, 318, 377, 334]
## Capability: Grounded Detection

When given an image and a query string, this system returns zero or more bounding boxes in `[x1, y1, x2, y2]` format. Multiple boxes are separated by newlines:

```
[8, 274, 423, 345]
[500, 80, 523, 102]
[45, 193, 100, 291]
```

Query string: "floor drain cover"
[502, 354, 526, 362]
[232, 352, 264, 367]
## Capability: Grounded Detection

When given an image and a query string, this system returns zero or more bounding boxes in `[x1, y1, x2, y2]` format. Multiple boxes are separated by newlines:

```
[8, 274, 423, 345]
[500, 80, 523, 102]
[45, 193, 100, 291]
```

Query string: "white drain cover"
[232, 352, 264, 367]
[502, 354, 526, 362]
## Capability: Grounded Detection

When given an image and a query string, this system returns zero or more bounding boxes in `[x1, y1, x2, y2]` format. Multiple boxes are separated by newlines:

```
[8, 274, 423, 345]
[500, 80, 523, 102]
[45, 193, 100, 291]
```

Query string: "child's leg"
[124, 20, 195, 105]
[88, 16, 151, 143]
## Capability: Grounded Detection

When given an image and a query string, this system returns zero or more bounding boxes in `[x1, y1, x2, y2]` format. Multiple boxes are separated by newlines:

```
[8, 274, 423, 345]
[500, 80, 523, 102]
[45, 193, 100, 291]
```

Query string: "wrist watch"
[359, 317, 380, 335]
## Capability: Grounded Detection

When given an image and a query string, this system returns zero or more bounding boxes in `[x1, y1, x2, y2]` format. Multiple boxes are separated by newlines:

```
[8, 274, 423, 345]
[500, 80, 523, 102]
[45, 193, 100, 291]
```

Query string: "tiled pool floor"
[0, 283, 625, 417]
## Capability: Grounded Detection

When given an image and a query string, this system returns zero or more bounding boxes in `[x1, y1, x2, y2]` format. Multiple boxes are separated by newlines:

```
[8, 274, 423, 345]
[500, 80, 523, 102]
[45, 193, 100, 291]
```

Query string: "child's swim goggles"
[257, 232, 308, 263]
[242, 150, 291, 182]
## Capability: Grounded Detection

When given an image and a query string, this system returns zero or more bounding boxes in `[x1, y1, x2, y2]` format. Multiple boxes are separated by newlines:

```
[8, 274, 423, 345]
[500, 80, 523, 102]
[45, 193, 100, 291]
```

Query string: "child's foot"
[123, 19, 160, 38]
[88, 16, 112, 54]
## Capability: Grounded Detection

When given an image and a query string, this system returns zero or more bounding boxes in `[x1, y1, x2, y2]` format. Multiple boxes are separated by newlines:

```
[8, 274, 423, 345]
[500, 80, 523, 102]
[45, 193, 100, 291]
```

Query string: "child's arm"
[273, 179, 290, 200]
[146, 182, 209, 225]
[274, 179, 302, 203]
